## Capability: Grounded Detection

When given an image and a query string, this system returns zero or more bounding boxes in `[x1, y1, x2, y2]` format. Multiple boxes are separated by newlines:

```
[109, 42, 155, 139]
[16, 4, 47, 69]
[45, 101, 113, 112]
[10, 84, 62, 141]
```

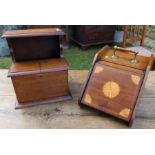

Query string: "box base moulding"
[15, 95, 72, 109]
[70, 37, 114, 50]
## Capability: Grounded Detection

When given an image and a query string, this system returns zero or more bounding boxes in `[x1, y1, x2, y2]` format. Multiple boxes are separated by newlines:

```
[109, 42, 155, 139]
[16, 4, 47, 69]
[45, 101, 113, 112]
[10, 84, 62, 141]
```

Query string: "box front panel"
[81, 62, 144, 121]
[12, 71, 69, 103]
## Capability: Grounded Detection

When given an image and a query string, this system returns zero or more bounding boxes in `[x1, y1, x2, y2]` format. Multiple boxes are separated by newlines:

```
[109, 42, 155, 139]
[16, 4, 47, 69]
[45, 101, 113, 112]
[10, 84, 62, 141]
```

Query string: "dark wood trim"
[150, 56, 155, 70]
[78, 63, 95, 106]
[8, 69, 41, 77]
[6, 38, 16, 62]
[8, 66, 69, 77]
[129, 54, 154, 126]
[40, 67, 69, 73]
[78, 45, 110, 105]
[15, 95, 72, 109]
[70, 37, 114, 50]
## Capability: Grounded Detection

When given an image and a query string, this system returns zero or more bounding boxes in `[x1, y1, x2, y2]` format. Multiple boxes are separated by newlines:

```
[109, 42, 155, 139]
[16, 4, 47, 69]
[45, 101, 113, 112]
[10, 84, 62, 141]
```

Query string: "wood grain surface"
[6, 36, 61, 61]
[2, 28, 65, 62]
[101, 48, 150, 70]
[8, 58, 69, 76]
[2, 28, 65, 38]
[79, 45, 153, 125]
[12, 71, 69, 103]
[0, 70, 155, 128]
[69, 26, 115, 49]
[8, 58, 71, 109]
[81, 62, 144, 121]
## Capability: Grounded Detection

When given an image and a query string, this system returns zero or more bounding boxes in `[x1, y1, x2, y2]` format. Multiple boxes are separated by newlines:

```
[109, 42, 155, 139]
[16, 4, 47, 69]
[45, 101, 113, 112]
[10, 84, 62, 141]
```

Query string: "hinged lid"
[81, 61, 144, 121]
[8, 58, 69, 77]
[2, 28, 65, 62]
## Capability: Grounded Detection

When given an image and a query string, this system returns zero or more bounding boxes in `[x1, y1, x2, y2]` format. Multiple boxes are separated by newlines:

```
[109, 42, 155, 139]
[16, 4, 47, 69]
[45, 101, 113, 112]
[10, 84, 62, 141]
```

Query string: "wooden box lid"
[79, 45, 154, 125]
[2, 28, 65, 62]
[8, 58, 69, 77]
[81, 61, 144, 121]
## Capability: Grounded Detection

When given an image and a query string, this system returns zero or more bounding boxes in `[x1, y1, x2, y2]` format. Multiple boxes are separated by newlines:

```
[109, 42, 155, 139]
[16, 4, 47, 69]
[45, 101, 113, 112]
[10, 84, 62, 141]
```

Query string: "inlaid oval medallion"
[102, 81, 120, 98]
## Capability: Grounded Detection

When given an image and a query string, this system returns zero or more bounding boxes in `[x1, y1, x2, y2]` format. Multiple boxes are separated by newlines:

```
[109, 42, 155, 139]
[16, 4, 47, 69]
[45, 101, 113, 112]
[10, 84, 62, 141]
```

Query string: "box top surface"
[2, 28, 65, 38]
[100, 48, 150, 71]
[8, 58, 69, 77]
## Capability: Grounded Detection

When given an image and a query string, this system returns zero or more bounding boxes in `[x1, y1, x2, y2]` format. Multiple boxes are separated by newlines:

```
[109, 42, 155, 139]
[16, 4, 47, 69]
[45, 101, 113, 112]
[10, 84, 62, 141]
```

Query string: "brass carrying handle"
[113, 46, 138, 55]
[112, 46, 139, 63]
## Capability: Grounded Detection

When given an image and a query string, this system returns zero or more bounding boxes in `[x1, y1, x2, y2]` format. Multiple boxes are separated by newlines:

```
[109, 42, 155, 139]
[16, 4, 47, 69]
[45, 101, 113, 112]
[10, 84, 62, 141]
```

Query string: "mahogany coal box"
[2, 28, 72, 109]
[79, 45, 154, 126]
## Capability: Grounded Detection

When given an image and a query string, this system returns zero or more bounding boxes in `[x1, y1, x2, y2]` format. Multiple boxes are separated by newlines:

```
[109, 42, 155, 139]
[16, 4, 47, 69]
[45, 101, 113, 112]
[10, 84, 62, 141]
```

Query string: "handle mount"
[111, 46, 139, 64]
